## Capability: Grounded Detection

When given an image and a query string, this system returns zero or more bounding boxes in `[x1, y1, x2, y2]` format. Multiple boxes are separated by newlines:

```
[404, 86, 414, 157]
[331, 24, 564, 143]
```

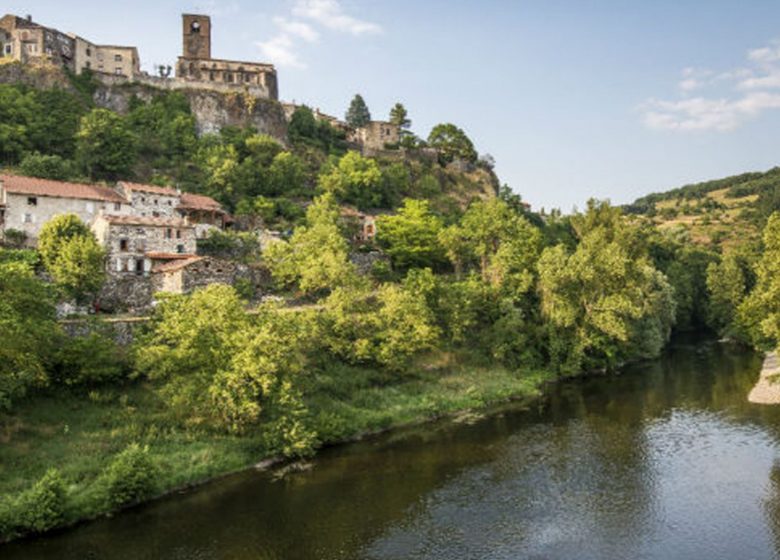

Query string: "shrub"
[54, 331, 126, 386]
[13, 469, 67, 535]
[19, 152, 76, 180]
[2, 229, 28, 249]
[101, 444, 158, 509]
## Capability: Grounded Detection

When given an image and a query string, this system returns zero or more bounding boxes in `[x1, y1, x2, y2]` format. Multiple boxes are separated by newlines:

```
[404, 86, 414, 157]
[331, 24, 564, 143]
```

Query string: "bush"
[101, 444, 158, 509]
[3, 469, 68, 537]
[19, 152, 76, 180]
[2, 229, 28, 249]
[54, 331, 126, 386]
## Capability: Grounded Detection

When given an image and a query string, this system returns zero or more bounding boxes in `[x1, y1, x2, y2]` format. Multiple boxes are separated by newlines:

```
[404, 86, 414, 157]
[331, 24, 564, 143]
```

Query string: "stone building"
[176, 14, 278, 100]
[71, 35, 139, 77]
[0, 14, 76, 70]
[91, 214, 197, 276]
[349, 121, 400, 151]
[117, 182, 227, 238]
[0, 174, 131, 244]
[153, 255, 238, 294]
[117, 181, 180, 217]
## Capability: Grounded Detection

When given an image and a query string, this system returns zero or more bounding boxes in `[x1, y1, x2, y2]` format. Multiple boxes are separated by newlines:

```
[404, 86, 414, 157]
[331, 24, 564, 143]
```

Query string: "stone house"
[340, 206, 380, 243]
[349, 121, 401, 151]
[71, 35, 139, 77]
[176, 14, 278, 100]
[153, 255, 238, 294]
[0, 14, 76, 70]
[0, 174, 131, 244]
[91, 214, 197, 276]
[117, 182, 227, 238]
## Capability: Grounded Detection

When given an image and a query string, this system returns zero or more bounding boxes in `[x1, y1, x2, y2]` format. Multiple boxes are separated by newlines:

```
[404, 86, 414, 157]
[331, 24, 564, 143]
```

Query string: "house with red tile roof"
[0, 174, 131, 244]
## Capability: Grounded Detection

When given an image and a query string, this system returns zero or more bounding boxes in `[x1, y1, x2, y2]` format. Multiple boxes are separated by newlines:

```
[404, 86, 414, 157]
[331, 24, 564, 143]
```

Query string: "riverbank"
[748, 352, 780, 404]
[0, 350, 555, 544]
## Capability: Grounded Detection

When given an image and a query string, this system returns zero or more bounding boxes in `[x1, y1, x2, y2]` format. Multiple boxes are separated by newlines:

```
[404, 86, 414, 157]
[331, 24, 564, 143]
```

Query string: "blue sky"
[11, 1, 780, 210]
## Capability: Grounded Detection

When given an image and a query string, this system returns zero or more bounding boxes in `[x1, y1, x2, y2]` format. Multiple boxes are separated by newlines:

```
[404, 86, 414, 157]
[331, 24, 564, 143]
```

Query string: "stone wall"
[97, 275, 154, 313]
[60, 316, 148, 346]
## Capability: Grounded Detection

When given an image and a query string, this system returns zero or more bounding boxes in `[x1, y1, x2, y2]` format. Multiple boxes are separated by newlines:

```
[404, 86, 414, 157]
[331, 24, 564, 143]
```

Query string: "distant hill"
[624, 167, 780, 250]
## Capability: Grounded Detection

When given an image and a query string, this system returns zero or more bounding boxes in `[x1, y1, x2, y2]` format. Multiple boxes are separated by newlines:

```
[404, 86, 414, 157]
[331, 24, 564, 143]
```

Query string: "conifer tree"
[345, 94, 371, 128]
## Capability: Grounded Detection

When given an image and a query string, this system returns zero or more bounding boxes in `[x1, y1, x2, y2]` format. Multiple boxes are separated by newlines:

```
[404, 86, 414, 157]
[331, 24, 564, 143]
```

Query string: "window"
[85, 61, 91, 69]
[97, 53, 104, 61]
[165, 228, 173, 239]
[27, 196, 37, 206]
[23, 213, 32, 223]
[191, 21, 201, 33]
[114, 202, 121, 211]
[168, 200, 172, 206]
[209, 71, 216, 81]
[152, 211, 160, 217]
[245, 73, 251, 83]
[86, 47, 91, 57]
[86, 202, 94, 213]
[176, 244, 185, 254]
[119, 239, 128, 251]
[4, 44, 11, 55]
[176, 230, 181, 239]
[114, 54, 122, 62]
[135, 259, 144, 275]
[115, 67, 122, 75]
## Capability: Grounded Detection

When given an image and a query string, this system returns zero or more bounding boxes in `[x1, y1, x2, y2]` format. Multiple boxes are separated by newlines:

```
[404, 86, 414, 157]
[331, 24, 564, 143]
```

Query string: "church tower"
[182, 14, 211, 59]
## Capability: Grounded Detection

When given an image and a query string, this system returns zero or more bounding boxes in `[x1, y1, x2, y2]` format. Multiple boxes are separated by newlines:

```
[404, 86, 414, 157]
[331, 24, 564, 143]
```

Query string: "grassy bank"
[0, 350, 554, 543]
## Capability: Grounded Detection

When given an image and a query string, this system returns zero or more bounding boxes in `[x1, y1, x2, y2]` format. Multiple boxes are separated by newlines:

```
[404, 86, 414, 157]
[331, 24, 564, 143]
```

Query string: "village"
[0, 11, 404, 313]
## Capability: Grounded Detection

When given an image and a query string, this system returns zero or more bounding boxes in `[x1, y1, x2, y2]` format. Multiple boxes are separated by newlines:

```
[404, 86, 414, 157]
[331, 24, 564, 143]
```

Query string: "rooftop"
[179, 192, 225, 213]
[0, 174, 126, 203]
[152, 256, 204, 273]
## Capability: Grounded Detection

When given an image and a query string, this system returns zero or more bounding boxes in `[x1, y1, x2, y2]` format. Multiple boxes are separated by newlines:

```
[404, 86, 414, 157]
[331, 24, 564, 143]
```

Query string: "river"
[5, 336, 780, 559]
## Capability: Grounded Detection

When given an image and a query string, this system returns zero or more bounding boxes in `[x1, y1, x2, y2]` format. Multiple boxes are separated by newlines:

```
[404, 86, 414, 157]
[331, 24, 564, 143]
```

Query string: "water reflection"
[5, 337, 780, 560]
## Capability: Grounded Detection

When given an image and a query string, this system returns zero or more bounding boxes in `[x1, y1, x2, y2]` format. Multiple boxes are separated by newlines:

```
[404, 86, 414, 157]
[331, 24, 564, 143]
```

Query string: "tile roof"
[118, 181, 179, 197]
[152, 256, 204, 273]
[0, 174, 127, 203]
[178, 192, 225, 213]
[98, 215, 194, 228]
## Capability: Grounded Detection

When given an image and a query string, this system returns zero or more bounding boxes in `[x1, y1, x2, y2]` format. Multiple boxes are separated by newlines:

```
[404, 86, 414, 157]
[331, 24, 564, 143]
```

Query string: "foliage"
[288, 105, 346, 153]
[737, 213, 780, 349]
[19, 152, 77, 180]
[427, 123, 477, 164]
[319, 151, 383, 208]
[440, 198, 542, 295]
[197, 229, 260, 263]
[377, 199, 446, 270]
[38, 214, 106, 303]
[538, 203, 676, 372]
[389, 102, 411, 129]
[705, 252, 750, 337]
[76, 108, 138, 180]
[101, 444, 158, 509]
[265, 194, 358, 295]
[345, 94, 371, 128]
[7, 469, 67, 536]
[0, 261, 60, 411]
[53, 330, 126, 387]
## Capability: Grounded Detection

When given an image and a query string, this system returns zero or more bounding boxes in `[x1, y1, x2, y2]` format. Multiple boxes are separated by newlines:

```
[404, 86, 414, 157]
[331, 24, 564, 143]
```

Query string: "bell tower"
[182, 14, 211, 59]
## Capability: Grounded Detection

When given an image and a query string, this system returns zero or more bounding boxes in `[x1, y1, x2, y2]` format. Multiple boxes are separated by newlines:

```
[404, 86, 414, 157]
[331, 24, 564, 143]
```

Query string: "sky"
[10, 0, 780, 211]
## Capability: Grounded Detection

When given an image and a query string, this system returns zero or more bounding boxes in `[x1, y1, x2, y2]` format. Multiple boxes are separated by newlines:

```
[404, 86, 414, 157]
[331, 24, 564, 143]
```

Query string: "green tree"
[318, 151, 382, 208]
[38, 214, 106, 303]
[376, 199, 446, 270]
[264, 193, 358, 295]
[76, 109, 138, 180]
[0, 261, 60, 411]
[737, 213, 780, 349]
[267, 151, 306, 196]
[427, 123, 477, 163]
[706, 253, 749, 337]
[538, 209, 676, 372]
[19, 153, 76, 181]
[345, 94, 371, 128]
[389, 103, 411, 129]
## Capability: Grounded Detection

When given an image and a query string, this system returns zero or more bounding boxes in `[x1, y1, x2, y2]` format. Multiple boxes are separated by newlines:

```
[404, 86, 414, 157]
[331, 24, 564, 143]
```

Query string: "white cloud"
[256, 34, 306, 69]
[292, 0, 381, 36]
[273, 17, 319, 43]
[644, 38, 780, 131]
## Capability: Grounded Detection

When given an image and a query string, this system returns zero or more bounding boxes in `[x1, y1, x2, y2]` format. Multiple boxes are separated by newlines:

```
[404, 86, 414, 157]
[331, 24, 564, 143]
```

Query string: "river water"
[5, 337, 780, 560]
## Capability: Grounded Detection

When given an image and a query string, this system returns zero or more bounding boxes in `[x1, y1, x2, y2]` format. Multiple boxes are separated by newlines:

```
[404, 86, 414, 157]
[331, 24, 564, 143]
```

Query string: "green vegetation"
[345, 94, 371, 128]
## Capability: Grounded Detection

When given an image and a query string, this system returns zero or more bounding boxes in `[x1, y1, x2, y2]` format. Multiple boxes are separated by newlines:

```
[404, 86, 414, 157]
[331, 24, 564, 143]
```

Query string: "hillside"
[625, 166, 780, 249]
[0, 60, 498, 224]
